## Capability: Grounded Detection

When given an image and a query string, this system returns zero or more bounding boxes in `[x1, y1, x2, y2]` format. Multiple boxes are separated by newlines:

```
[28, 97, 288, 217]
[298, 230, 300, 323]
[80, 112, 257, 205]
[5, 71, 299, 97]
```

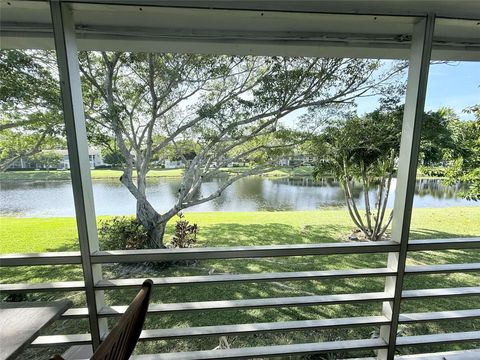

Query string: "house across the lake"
[10, 148, 106, 170]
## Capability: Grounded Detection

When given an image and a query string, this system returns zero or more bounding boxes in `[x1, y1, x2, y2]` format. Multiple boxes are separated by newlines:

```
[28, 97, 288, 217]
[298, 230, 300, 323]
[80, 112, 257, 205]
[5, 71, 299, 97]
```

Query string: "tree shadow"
[198, 222, 349, 247]
[409, 228, 480, 240]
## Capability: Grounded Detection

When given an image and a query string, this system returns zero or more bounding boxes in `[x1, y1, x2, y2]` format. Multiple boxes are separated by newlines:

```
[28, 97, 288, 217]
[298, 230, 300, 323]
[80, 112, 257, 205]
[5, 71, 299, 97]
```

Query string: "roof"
[1, 1, 479, 60]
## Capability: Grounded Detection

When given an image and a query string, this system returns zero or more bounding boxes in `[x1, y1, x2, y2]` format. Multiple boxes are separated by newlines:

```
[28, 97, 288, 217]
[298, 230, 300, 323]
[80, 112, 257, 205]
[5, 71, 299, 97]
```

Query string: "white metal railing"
[1, 237, 479, 359]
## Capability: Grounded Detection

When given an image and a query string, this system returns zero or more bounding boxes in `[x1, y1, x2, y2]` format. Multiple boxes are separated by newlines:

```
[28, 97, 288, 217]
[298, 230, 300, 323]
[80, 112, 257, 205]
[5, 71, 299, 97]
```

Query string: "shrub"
[170, 213, 198, 248]
[418, 165, 446, 177]
[98, 217, 148, 250]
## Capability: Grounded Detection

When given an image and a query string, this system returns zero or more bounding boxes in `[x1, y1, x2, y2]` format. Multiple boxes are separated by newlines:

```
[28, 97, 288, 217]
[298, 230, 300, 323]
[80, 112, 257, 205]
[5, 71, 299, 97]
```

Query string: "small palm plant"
[313, 112, 401, 241]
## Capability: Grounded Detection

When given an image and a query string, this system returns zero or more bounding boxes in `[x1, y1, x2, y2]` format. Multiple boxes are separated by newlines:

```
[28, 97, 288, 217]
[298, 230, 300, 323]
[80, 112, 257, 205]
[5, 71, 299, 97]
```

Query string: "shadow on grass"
[409, 228, 480, 240]
[198, 223, 349, 247]
[45, 241, 79, 252]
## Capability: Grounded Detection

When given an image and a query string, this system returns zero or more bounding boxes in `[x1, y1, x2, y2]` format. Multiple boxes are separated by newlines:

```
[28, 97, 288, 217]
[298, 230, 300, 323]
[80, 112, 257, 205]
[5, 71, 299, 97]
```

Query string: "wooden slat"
[139, 315, 389, 340]
[408, 237, 480, 251]
[0, 252, 81, 266]
[405, 263, 480, 274]
[402, 287, 480, 299]
[399, 309, 480, 323]
[32, 333, 91, 346]
[396, 330, 480, 346]
[131, 338, 387, 360]
[96, 268, 395, 289]
[100, 292, 391, 317]
[0, 281, 85, 293]
[91, 241, 399, 263]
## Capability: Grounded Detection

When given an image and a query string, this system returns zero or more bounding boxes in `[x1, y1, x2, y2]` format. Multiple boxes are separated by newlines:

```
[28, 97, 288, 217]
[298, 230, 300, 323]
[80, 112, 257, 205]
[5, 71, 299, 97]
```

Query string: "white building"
[10, 148, 106, 170]
[58, 149, 106, 169]
[164, 159, 186, 169]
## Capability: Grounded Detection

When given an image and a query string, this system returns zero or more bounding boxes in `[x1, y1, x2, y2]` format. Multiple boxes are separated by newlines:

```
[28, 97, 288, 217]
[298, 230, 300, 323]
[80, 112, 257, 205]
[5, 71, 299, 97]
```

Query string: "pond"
[0, 176, 476, 217]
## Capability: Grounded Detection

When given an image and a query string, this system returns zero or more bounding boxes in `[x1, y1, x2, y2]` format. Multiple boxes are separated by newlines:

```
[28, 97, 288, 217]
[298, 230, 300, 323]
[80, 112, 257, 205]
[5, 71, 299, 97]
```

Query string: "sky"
[356, 61, 480, 120]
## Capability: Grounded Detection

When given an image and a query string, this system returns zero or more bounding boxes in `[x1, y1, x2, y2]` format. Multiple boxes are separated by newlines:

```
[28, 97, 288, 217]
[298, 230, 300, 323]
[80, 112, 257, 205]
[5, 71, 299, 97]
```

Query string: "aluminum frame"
[21, 1, 470, 358]
[49, 0, 107, 349]
[378, 14, 435, 360]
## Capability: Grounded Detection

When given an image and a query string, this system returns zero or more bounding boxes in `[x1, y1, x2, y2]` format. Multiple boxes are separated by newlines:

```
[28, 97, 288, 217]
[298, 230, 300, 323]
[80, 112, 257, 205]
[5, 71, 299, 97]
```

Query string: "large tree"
[0, 50, 63, 171]
[80, 52, 403, 248]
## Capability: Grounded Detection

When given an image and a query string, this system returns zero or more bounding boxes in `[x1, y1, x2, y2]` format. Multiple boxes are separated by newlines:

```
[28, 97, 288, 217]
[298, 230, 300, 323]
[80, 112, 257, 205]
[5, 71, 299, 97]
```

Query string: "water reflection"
[0, 177, 475, 217]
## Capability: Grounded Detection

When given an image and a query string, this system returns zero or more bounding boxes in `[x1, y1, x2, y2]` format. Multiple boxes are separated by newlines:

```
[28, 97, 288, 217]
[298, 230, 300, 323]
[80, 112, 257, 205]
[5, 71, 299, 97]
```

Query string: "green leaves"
[0, 50, 64, 171]
[444, 107, 480, 201]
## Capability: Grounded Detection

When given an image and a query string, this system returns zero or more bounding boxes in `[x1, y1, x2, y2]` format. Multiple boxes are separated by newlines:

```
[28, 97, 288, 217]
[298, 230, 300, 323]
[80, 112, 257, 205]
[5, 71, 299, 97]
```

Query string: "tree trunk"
[136, 197, 166, 248]
[135, 167, 167, 249]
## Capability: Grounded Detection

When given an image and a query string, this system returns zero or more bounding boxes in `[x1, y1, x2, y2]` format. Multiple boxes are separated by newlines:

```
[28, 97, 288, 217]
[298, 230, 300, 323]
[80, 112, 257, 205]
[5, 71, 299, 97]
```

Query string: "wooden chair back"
[51, 279, 153, 360]
[91, 279, 153, 360]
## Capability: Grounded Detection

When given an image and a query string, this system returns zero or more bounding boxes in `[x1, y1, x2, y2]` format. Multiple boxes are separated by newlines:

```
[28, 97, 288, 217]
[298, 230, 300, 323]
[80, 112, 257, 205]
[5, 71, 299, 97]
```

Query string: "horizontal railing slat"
[2, 237, 477, 267]
[2, 265, 476, 294]
[402, 287, 480, 299]
[90, 241, 399, 263]
[0, 252, 81, 266]
[405, 263, 480, 274]
[62, 287, 480, 318]
[399, 309, 480, 323]
[62, 291, 391, 318]
[0, 281, 85, 293]
[131, 338, 387, 360]
[396, 330, 480, 346]
[102, 292, 392, 316]
[95, 268, 395, 289]
[395, 349, 480, 359]
[62, 307, 89, 318]
[32, 334, 91, 346]
[33, 315, 389, 346]
[139, 315, 390, 340]
[408, 237, 480, 251]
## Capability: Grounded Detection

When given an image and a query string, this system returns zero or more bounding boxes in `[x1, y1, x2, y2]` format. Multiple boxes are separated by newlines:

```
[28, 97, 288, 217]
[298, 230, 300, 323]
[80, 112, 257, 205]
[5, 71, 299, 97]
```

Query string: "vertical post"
[50, 0, 107, 349]
[377, 14, 435, 360]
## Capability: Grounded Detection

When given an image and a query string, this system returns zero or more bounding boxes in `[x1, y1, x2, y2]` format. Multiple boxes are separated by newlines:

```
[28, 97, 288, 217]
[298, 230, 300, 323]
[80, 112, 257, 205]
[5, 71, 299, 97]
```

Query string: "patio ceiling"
[1, 0, 479, 60]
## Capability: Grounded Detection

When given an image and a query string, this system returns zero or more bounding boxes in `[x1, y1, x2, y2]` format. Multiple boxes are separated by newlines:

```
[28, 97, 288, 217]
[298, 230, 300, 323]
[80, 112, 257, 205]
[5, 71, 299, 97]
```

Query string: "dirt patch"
[340, 228, 391, 242]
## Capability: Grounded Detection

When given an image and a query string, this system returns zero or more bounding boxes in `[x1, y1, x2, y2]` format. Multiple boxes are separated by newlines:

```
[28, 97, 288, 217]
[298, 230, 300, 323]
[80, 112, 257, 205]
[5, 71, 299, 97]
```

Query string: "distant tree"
[101, 143, 125, 168]
[30, 152, 63, 171]
[80, 52, 403, 248]
[419, 107, 456, 165]
[0, 50, 63, 171]
[445, 105, 480, 201]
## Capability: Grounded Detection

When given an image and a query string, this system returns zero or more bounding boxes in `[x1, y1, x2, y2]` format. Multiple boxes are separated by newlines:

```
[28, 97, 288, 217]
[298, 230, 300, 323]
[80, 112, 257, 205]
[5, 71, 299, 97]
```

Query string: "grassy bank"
[1, 207, 479, 254]
[0, 166, 315, 181]
[1, 207, 479, 357]
[0, 168, 184, 181]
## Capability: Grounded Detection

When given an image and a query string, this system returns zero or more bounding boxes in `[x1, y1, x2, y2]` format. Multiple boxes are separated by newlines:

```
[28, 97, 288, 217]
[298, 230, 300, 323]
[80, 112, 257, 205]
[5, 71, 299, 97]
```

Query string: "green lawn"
[0, 168, 185, 180]
[0, 166, 316, 181]
[1, 207, 479, 357]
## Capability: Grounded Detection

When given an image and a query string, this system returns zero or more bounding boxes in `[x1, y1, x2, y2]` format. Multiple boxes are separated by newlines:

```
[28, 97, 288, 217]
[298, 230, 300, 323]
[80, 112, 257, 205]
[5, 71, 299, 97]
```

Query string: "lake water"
[0, 177, 476, 218]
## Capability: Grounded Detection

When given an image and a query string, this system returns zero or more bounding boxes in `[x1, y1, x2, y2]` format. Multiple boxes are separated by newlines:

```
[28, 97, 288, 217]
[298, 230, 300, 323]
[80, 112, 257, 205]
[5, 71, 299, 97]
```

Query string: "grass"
[1, 207, 479, 357]
[2, 166, 448, 181]
[0, 166, 316, 181]
[0, 168, 185, 180]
